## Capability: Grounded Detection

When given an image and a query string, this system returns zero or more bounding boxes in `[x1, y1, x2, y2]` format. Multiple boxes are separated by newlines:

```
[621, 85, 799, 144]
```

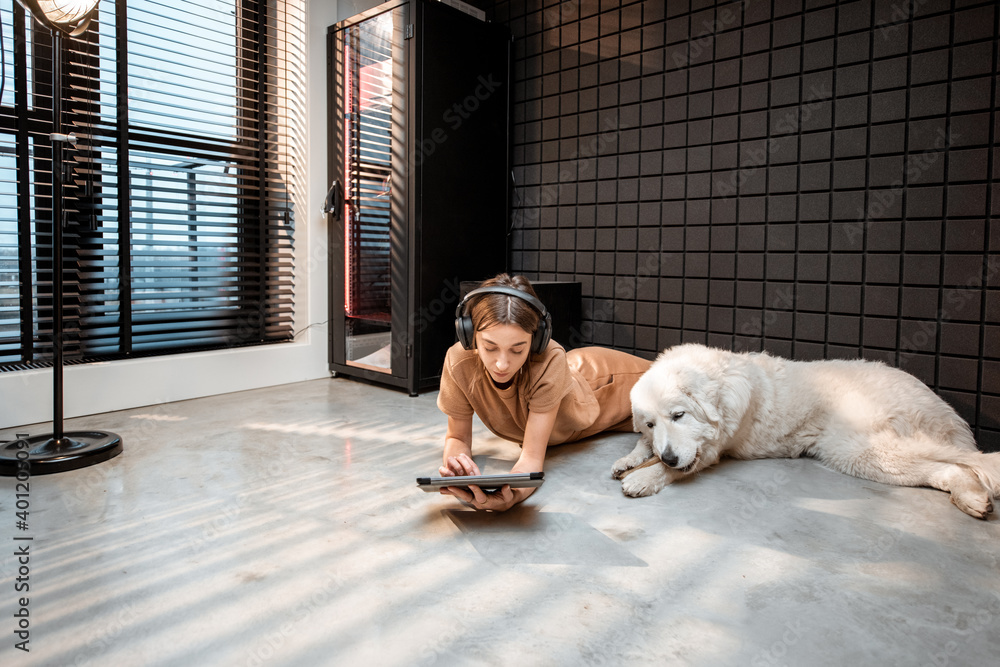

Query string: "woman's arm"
[458, 406, 559, 512]
[512, 406, 557, 474]
[439, 415, 476, 485]
[442, 415, 473, 466]
[503, 405, 558, 505]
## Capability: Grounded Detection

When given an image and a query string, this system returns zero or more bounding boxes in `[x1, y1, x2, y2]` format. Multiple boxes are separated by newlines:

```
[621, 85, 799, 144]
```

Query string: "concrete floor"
[1, 377, 998, 666]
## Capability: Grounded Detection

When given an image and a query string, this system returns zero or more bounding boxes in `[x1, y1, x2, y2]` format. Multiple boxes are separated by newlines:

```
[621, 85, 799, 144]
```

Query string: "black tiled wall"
[484, 0, 1000, 451]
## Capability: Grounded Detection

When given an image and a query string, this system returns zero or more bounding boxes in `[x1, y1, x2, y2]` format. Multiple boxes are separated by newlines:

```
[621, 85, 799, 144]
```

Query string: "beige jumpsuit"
[437, 340, 652, 445]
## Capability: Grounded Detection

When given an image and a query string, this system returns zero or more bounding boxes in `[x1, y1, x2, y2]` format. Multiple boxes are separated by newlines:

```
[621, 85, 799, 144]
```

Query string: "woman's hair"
[469, 273, 541, 340]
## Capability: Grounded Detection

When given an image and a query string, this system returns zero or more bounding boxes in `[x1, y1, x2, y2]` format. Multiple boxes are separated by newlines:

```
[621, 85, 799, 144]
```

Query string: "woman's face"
[476, 323, 533, 385]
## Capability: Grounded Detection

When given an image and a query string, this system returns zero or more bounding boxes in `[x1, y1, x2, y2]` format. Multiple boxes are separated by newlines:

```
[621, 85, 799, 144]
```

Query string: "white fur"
[613, 344, 1000, 519]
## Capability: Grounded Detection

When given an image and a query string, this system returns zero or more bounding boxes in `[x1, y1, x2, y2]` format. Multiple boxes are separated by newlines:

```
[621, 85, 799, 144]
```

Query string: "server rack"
[327, 0, 511, 395]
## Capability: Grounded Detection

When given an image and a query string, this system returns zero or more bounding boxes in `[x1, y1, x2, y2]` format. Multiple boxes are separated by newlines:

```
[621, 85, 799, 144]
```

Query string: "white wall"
[337, 0, 384, 20]
[0, 0, 341, 430]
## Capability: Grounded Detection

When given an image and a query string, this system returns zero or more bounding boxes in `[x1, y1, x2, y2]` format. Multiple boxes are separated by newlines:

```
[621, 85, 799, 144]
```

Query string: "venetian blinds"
[0, 0, 305, 369]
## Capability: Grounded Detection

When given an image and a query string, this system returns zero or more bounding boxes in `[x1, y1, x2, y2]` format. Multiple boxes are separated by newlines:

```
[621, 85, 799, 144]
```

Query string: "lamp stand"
[0, 26, 122, 476]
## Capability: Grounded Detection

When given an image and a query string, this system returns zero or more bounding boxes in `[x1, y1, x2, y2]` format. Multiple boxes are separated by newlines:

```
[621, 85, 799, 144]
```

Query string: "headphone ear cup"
[532, 312, 552, 354]
[455, 313, 475, 350]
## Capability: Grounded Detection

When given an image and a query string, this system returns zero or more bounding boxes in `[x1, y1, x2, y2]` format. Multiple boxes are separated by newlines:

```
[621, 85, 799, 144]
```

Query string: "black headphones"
[455, 286, 552, 354]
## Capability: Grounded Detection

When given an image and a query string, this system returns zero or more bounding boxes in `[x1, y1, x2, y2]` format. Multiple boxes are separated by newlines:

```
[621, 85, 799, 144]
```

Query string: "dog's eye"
[645, 421, 654, 429]
[671, 411, 685, 422]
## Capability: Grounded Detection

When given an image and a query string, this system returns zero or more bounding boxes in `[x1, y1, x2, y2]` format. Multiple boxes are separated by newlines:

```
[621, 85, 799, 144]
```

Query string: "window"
[0, 0, 304, 368]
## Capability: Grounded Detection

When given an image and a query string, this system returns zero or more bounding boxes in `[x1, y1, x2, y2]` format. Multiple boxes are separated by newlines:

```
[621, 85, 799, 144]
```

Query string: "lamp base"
[0, 431, 123, 476]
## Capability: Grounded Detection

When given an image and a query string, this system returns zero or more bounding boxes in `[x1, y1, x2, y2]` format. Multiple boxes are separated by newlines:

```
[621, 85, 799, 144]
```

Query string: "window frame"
[0, 0, 296, 370]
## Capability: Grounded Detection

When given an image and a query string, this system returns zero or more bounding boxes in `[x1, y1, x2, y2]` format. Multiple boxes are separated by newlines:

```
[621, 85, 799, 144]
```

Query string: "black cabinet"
[327, 0, 511, 395]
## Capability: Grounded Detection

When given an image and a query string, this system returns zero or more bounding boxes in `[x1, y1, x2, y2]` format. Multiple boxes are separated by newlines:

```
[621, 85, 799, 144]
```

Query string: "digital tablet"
[416, 472, 544, 492]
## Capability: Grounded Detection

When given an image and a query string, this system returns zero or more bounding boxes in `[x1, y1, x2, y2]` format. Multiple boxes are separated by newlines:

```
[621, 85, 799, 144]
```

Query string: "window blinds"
[0, 0, 304, 369]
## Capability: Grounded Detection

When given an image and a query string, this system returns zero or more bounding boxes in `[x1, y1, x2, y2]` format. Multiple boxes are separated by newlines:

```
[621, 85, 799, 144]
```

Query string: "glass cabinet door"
[330, 4, 406, 377]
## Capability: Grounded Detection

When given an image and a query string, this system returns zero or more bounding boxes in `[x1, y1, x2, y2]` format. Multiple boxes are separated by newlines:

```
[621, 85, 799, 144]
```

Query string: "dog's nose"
[661, 452, 679, 468]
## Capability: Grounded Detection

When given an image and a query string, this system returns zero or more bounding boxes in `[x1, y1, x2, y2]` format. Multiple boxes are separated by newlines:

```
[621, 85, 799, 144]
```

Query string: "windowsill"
[0, 333, 330, 430]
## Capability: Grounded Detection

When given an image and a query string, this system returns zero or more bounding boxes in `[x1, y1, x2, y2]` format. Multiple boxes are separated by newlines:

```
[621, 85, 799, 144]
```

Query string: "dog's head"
[630, 344, 753, 473]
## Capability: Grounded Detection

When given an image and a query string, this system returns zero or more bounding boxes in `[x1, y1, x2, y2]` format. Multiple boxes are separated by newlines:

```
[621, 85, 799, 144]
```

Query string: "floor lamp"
[0, 0, 122, 475]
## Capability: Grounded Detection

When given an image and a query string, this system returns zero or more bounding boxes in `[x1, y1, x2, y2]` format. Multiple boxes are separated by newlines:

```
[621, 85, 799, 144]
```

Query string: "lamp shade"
[17, 0, 100, 36]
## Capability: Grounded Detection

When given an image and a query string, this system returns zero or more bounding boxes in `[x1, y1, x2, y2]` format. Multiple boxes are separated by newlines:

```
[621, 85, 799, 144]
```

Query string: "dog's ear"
[630, 383, 645, 432]
[680, 370, 722, 425]
[716, 367, 753, 438]
[693, 382, 722, 425]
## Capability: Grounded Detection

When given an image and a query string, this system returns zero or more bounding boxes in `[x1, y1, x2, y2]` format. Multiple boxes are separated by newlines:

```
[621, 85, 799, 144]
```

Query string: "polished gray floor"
[1, 377, 998, 666]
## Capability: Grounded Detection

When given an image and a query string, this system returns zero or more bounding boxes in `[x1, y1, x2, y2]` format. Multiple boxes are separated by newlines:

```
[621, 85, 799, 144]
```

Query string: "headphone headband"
[454, 285, 552, 354]
[454, 286, 548, 320]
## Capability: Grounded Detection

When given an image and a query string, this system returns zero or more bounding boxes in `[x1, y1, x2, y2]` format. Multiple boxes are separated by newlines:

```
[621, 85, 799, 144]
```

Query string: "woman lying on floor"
[436, 273, 652, 511]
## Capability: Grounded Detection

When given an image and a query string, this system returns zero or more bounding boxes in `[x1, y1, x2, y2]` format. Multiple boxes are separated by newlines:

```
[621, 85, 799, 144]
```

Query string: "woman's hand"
[438, 451, 480, 500]
[460, 484, 517, 511]
[438, 452, 525, 512]
[446, 481, 522, 512]
[438, 451, 480, 479]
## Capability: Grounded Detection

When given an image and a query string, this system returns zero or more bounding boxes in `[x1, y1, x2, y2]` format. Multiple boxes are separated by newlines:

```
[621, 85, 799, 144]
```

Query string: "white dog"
[613, 344, 1000, 519]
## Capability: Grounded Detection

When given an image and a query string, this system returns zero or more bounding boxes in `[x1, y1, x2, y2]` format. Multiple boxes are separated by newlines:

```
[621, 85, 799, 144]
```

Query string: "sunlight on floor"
[1, 378, 997, 666]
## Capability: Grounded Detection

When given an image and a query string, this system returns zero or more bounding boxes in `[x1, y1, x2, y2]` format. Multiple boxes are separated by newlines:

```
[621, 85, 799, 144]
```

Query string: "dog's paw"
[612, 455, 660, 480]
[621, 464, 670, 497]
[611, 455, 638, 479]
[950, 488, 994, 519]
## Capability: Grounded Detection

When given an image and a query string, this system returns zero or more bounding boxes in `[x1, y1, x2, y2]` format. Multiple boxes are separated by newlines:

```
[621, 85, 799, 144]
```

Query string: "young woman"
[436, 273, 652, 511]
